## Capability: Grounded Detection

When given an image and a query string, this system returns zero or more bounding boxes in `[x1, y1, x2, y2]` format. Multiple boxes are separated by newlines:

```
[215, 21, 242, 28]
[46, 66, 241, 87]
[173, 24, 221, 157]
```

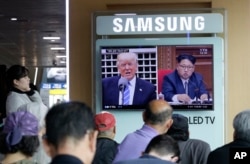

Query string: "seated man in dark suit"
[207, 109, 250, 164]
[102, 52, 156, 107]
[162, 54, 209, 104]
[114, 134, 180, 164]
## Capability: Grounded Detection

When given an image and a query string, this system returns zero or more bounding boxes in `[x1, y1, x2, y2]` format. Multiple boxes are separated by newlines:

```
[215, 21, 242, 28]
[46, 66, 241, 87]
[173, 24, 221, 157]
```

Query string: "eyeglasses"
[179, 65, 194, 70]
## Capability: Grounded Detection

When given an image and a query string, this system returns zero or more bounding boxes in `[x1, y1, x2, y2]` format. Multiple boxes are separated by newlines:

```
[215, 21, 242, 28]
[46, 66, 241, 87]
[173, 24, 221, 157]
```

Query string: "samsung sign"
[96, 13, 223, 35]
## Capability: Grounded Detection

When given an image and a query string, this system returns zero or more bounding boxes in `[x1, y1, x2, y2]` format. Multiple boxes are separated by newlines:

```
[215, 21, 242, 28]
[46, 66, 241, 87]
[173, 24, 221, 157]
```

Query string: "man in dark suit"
[207, 109, 250, 164]
[102, 52, 156, 107]
[162, 54, 208, 104]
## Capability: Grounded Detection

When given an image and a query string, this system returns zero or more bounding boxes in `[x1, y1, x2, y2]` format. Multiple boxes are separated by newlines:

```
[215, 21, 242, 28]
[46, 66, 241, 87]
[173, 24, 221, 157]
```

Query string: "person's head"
[94, 111, 116, 139]
[233, 109, 250, 142]
[6, 64, 30, 91]
[43, 101, 98, 164]
[116, 52, 138, 81]
[143, 99, 173, 134]
[176, 54, 196, 80]
[0, 111, 39, 157]
[144, 134, 180, 163]
[166, 113, 189, 141]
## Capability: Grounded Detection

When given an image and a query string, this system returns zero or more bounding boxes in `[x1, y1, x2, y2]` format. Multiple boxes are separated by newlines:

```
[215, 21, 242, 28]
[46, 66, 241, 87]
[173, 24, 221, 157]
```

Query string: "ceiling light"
[56, 55, 66, 58]
[10, 17, 17, 21]
[51, 47, 65, 50]
[43, 36, 60, 40]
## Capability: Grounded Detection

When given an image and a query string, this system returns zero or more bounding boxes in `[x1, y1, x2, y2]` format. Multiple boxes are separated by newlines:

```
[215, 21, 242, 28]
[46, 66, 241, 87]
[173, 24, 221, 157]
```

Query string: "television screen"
[45, 67, 67, 83]
[94, 38, 222, 111]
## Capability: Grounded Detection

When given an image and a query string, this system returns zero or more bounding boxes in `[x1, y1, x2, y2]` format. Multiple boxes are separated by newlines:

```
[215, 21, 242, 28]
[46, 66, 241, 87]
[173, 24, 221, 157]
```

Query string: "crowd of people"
[0, 55, 248, 164]
[0, 98, 249, 164]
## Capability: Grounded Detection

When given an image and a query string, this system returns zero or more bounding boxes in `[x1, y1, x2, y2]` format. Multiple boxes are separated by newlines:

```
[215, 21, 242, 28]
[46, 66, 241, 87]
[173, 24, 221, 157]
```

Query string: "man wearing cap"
[113, 99, 173, 162]
[162, 54, 209, 104]
[166, 113, 211, 164]
[92, 111, 118, 164]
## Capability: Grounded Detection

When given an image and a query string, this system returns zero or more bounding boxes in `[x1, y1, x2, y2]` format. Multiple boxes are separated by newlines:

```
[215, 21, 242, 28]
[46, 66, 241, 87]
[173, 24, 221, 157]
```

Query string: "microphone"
[118, 77, 128, 105]
[118, 77, 128, 92]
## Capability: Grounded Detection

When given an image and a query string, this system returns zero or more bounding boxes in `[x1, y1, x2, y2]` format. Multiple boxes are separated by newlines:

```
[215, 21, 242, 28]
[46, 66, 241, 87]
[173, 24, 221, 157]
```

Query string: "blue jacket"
[162, 70, 208, 102]
[102, 76, 156, 107]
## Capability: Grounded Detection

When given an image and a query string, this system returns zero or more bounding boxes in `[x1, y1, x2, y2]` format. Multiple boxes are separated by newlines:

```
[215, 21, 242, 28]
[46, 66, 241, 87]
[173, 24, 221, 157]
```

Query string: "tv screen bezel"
[94, 37, 223, 111]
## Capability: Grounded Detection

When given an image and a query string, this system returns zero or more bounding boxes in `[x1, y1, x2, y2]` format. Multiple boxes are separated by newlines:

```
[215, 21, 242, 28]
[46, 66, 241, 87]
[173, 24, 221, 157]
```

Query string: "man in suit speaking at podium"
[162, 54, 209, 104]
[102, 52, 156, 107]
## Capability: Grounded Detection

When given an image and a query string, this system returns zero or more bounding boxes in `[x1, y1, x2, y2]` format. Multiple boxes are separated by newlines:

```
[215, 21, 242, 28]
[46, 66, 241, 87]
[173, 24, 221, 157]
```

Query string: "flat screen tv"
[94, 37, 223, 111]
[45, 67, 67, 83]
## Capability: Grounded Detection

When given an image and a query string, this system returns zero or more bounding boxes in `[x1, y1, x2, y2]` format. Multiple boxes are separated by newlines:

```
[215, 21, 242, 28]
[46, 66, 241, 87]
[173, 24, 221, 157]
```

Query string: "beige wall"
[69, 0, 250, 143]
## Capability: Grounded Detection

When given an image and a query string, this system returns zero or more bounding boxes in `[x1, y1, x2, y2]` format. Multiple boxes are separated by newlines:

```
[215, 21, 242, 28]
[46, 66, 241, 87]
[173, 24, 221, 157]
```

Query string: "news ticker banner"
[41, 83, 67, 89]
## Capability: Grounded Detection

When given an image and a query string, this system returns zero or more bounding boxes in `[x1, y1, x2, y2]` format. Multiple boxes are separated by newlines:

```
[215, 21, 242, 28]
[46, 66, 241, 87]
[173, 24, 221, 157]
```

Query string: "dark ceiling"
[0, 0, 66, 68]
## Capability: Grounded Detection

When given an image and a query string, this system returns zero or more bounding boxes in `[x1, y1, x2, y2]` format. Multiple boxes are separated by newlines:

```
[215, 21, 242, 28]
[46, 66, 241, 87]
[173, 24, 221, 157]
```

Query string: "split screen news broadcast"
[98, 39, 214, 111]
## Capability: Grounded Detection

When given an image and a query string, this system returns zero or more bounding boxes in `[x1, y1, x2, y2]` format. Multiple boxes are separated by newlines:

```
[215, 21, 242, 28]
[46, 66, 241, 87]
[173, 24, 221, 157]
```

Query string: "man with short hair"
[113, 99, 173, 162]
[102, 52, 156, 107]
[167, 113, 211, 164]
[162, 54, 209, 104]
[114, 134, 179, 164]
[42, 101, 98, 164]
[207, 109, 250, 164]
[92, 111, 118, 164]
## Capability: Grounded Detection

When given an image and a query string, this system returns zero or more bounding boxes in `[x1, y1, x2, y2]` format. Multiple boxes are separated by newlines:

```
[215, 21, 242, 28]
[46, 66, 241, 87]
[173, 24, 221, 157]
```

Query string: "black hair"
[0, 134, 39, 156]
[167, 128, 189, 141]
[144, 134, 180, 158]
[166, 114, 189, 141]
[6, 65, 29, 89]
[144, 103, 172, 125]
[45, 101, 95, 149]
[176, 54, 196, 65]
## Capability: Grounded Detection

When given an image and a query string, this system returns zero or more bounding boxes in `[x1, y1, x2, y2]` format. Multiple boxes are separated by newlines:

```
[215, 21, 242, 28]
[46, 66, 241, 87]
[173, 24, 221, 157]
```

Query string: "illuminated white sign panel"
[96, 13, 223, 35]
